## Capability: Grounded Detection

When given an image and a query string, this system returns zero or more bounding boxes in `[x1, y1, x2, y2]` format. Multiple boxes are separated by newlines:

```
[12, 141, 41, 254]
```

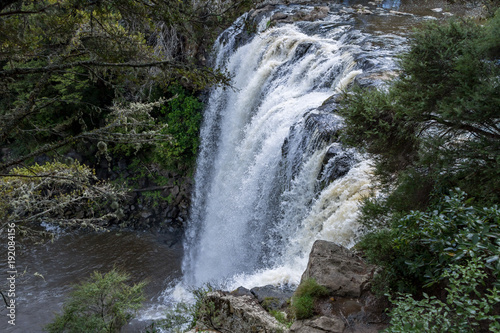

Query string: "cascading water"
[181, 4, 407, 290]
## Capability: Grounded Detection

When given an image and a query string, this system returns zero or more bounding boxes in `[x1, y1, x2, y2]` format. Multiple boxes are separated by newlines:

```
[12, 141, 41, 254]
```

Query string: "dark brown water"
[1, 230, 183, 332]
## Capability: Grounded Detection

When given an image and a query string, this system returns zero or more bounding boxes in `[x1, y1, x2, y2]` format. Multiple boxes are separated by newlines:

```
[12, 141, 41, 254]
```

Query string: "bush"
[385, 259, 500, 333]
[358, 189, 500, 293]
[339, 11, 500, 219]
[0, 161, 126, 239]
[269, 309, 293, 328]
[292, 295, 314, 320]
[44, 269, 146, 333]
[149, 284, 216, 332]
[154, 85, 203, 172]
[291, 278, 329, 320]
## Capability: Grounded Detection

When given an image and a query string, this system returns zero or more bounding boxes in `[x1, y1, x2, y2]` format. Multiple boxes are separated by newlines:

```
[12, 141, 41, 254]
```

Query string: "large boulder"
[293, 240, 389, 332]
[289, 316, 345, 333]
[300, 240, 376, 298]
[195, 291, 286, 333]
[251, 285, 295, 311]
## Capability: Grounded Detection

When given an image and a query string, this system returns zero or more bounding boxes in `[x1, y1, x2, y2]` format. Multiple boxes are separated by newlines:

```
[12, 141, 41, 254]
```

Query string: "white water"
[181, 7, 405, 292]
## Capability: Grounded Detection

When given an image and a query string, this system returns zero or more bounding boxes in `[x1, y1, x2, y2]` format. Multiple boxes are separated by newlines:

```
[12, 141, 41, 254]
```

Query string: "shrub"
[291, 278, 329, 319]
[150, 284, 216, 332]
[44, 269, 146, 333]
[270, 309, 293, 328]
[384, 259, 500, 333]
[292, 295, 315, 320]
[0, 161, 126, 240]
[358, 189, 500, 293]
[339, 10, 500, 218]
[154, 85, 203, 172]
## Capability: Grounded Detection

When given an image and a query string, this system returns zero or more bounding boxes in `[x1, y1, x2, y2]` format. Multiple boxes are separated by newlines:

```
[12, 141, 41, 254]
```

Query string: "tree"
[44, 269, 147, 333]
[339, 10, 500, 221]
[0, 0, 228, 167]
[0, 0, 249, 236]
[339, 8, 500, 319]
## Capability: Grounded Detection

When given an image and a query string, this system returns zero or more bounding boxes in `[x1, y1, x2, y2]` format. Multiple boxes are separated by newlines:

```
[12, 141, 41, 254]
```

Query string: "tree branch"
[0, 60, 189, 78]
[428, 116, 500, 140]
[0, 72, 51, 143]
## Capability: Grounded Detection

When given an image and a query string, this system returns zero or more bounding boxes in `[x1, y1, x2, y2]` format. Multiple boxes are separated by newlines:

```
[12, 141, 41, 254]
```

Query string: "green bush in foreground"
[385, 259, 500, 333]
[45, 269, 146, 333]
[359, 189, 500, 294]
[148, 284, 216, 333]
[291, 278, 329, 319]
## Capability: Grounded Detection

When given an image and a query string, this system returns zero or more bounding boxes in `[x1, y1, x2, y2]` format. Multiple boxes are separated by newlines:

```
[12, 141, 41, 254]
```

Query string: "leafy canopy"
[339, 11, 500, 217]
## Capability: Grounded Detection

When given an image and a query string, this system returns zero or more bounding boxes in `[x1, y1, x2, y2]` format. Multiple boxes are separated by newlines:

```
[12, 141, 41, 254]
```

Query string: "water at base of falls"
[179, 4, 408, 293]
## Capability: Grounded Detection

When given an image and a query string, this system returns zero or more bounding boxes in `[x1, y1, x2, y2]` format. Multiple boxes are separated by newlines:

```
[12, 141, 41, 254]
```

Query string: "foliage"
[44, 269, 146, 333]
[359, 190, 500, 293]
[155, 85, 204, 171]
[291, 295, 314, 320]
[339, 11, 500, 220]
[112, 85, 204, 172]
[291, 278, 329, 320]
[0, 0, 255, 235]
[261, 296, 281, 311]
[269, 309, 294, 328]
[0, 0, 237, 174]
[0, 161, 126, 239]
[384, 259, 500, 333]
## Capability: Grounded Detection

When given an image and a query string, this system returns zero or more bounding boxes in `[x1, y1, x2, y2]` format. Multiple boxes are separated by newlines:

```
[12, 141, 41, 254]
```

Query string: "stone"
[272, 12, 288, 21]
[289, 316, 345, 333]
[250, 285, 294, 310]
[231, 286, 255, 297]
[195, 291, 285, 333]
[300, 240, 376, 298]
[140, 211, 152, 218]
[172, 185, 180, 196]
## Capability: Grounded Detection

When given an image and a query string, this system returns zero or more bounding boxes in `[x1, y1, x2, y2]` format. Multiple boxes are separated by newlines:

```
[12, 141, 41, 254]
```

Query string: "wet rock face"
[91, 156, 192, 231]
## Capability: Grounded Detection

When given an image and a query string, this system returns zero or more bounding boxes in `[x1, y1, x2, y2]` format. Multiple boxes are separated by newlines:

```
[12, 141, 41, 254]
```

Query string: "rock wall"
[94, 155, 192, 231]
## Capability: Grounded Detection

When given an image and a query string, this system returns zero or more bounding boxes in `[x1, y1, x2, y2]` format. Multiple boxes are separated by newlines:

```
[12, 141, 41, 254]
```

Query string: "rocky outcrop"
[250, 285, 295, 311]
[194, 291, 286, 333]
[300, 240, 375, 298]
[293, 240, 388, 332]
[191, 242, 388, 333]
[289, 316, 345, 333]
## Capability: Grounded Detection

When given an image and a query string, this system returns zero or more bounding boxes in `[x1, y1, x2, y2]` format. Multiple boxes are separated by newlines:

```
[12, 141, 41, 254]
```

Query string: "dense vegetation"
[339, 9, 500, 331]
[0, 0, 254, 237]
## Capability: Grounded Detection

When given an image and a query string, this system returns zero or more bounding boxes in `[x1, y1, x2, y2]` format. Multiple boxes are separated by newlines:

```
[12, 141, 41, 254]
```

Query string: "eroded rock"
[195, 291, 286, 333]
[290, 316, 345, 333]
[301, 240, 375, 298]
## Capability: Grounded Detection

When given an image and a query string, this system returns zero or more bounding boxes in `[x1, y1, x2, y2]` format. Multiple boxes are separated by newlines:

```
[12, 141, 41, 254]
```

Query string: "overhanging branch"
[0, 60, 188, 78]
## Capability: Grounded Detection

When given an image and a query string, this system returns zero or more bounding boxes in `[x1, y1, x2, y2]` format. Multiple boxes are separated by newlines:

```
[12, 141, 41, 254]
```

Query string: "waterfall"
[182, 6, 406, 289]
